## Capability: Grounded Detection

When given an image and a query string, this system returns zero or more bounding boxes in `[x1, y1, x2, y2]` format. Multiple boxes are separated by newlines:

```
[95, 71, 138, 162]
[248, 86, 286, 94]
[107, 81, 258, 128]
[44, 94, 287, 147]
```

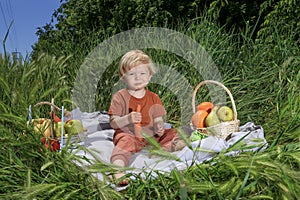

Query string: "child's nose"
[135, 74, 141, 79]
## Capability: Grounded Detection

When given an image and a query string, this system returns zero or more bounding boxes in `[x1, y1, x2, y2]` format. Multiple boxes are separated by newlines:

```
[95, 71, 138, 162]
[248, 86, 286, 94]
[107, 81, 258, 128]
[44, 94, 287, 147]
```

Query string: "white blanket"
[69, 108, 268, 183]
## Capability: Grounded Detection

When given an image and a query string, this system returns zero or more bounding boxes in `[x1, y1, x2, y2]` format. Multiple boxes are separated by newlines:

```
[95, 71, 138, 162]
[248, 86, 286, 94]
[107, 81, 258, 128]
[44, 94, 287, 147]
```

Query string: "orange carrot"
[134, 104, 142, 139]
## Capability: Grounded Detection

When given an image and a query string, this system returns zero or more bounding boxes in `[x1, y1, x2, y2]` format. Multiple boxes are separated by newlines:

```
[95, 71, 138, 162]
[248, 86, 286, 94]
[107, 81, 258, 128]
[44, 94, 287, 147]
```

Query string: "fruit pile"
[191, 101, 234, 129]
[31, 115, 85, 138]
[30, 113, 86, 151]
[29, 101, 86, 151]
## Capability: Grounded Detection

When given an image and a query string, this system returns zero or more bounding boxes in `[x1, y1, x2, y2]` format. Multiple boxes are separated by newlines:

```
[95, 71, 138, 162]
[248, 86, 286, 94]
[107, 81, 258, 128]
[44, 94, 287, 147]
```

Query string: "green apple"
[64, 119, 84, 136]
[217, 106, 234, 122]
[190, 130, 207, 142]
[54, 122, 64, 137]
[205, 106, 221, 127]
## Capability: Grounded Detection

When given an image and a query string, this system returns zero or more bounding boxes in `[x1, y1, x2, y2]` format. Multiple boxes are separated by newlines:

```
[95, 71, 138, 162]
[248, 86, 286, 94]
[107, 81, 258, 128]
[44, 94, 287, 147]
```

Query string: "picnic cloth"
[69, 108, 268, 183]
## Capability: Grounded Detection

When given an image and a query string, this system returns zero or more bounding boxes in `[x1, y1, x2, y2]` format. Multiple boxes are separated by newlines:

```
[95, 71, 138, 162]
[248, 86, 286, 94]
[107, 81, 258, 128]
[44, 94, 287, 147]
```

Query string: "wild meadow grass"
[0, 16, 299, 199]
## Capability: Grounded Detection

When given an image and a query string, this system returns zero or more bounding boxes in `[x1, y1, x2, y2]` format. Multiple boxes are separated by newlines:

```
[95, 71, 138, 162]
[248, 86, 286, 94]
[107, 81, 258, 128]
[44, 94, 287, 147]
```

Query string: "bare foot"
[110, 172, 129, 186]
[171, 137, 186, 152]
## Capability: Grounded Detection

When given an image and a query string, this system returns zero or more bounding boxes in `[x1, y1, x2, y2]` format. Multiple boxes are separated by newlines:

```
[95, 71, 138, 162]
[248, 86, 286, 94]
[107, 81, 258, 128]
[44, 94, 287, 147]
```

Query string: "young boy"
[108, 50, 184, 184]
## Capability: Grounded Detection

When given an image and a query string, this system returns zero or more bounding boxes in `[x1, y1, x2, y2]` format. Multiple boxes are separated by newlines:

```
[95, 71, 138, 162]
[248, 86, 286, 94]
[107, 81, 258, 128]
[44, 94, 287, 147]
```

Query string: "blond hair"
[118, 50, 157, 78]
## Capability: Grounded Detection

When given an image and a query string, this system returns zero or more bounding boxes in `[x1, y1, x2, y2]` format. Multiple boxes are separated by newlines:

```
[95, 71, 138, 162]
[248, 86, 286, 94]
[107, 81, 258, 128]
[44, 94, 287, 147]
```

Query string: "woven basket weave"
[192, 80, 240, 140]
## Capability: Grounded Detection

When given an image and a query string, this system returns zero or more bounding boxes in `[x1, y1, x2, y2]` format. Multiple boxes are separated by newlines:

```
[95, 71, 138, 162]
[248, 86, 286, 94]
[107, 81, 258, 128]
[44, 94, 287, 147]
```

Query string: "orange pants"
[110, 128, 178, 166]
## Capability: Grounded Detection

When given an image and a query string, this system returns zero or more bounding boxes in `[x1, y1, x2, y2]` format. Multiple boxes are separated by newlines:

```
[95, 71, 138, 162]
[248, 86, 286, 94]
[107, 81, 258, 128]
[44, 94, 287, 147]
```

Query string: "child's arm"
[153, 116, 165, 136]
[110, 112, 142, 129]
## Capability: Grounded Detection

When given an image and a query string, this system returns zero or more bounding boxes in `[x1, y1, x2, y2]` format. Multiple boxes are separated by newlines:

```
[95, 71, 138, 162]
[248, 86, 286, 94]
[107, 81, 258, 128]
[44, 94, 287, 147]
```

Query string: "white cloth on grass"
[71, 108, 267, 181]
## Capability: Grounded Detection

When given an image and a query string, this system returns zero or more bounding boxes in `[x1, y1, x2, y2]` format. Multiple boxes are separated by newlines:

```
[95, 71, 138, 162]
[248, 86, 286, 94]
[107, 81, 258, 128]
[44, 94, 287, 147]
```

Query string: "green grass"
[0, 15, 299, 199]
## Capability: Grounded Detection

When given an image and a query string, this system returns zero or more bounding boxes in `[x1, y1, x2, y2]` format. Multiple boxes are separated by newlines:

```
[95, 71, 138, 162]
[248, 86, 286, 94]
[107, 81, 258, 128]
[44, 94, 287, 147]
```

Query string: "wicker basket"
[191, 80, 240, 140]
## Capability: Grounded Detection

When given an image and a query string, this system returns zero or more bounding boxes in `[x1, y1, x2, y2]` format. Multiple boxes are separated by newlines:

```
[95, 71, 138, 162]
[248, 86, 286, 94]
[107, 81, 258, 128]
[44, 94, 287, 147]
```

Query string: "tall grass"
[0, 14, 299, 199]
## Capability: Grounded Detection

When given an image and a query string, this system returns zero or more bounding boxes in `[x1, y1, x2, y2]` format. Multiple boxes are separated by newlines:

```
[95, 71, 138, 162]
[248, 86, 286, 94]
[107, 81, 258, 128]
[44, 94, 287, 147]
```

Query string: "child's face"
[123, 64, 152, 91]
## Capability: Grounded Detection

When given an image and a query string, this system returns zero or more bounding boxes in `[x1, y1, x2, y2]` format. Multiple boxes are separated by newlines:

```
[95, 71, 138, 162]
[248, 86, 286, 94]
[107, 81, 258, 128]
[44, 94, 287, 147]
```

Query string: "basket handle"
[192, 80, 238, 121]
[34, 101, 62, 111]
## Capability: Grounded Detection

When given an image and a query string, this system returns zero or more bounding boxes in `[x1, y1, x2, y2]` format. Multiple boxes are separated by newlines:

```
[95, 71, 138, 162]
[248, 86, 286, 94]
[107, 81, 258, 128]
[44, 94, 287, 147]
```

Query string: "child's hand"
[129, 112, 142, 124]
[154, 121, 164, 136]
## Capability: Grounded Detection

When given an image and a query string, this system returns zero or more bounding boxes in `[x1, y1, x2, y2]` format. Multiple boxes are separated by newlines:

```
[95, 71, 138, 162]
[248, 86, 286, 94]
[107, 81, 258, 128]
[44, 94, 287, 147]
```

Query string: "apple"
[205, 106, 221, 127]
[190, 130, 207, 142]
[41, 137, 60, 151]
[64, 119, 84, 136]
[217, 106, 234, 122]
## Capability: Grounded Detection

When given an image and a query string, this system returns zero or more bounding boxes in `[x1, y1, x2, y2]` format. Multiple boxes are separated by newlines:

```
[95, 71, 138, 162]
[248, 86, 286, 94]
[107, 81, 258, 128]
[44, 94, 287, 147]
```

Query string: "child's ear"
[120, 76, 126, 83]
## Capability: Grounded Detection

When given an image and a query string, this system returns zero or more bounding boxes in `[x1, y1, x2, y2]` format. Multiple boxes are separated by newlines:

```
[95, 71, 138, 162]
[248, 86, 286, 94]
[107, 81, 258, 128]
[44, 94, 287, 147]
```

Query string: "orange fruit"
[197, 102, 214, 113]
[191, 110, 209, 128]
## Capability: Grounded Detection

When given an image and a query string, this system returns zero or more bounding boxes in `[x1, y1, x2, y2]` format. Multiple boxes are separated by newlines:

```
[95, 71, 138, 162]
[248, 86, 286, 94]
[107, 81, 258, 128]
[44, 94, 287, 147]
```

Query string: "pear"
[217, 106, 234, 122]
[54, 122, 64, 137]
[205, 106, 221, 127]
[42, 119, 51, 138]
